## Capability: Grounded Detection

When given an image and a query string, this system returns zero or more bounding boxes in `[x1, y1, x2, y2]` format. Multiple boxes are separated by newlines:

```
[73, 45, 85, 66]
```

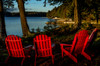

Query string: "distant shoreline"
[46, 17, 100, 24]
[5, 12, 47, 17]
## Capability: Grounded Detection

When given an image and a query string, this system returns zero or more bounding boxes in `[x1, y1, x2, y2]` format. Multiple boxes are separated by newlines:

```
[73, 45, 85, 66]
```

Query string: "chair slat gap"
[49, 37, 52, 55]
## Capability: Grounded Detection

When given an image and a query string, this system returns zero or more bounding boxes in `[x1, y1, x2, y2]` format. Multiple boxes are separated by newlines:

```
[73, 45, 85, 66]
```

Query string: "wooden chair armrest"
[24, 45, 32, 48]
[24, 45, 32, 56]
[52, 43, 55, 49]
[32, 46, 35, 50]
[24, 45, 32, 50]
[32, 44, 55, 50]
[60, 44, 72, 47]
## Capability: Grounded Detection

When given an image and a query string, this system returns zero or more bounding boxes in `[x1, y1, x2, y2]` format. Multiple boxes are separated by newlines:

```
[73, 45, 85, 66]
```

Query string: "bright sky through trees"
[7, 0, 59, 12]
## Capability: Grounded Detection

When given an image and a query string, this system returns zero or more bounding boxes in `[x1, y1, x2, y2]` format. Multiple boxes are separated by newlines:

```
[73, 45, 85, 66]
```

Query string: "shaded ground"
[0, 41, 100, 66]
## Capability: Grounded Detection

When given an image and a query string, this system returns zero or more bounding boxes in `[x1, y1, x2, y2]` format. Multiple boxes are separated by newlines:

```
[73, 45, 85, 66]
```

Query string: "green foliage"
[3, 0, 14, 9]
[3, 0, 31, 8]
[43, 21, 77, 37]
[46, 0, 100, 23]
[81, 22, 94, 30]
[36, 27, 40, 33]
[46, 2, 73, 19]
[42, 22, 78, 44]
[31, 28, 35, 33]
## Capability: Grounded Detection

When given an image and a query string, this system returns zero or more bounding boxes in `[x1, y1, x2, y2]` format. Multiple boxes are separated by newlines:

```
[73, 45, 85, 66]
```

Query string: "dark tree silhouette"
[0, 0, 7, 41]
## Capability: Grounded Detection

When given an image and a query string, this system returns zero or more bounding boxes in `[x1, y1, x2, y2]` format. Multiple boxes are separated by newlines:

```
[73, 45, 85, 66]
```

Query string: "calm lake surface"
[5, 17, 49, 37]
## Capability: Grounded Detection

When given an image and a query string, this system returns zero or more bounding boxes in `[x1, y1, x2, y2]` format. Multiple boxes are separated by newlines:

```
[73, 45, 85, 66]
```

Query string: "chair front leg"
[34, 55, 36, 66]
[60, 45, 64, 58]
[63, 49, 77, 63]
[81, 51, 91, 61]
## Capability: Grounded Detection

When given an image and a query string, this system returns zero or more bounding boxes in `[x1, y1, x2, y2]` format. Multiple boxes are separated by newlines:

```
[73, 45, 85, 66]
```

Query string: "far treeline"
[47, 1, 100, 21]
[5, 12, 46, 17]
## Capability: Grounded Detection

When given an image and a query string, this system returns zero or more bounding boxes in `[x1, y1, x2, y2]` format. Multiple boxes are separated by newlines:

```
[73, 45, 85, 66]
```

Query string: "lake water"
[5, 17, 49, 36]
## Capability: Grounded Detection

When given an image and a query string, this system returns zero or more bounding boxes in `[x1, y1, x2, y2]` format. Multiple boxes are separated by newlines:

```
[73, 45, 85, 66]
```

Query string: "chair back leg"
[34, 56, 36, 66]
[5, 56, 10, 63]
[21, 57, 26, 66]
[52, 55, 54, 64]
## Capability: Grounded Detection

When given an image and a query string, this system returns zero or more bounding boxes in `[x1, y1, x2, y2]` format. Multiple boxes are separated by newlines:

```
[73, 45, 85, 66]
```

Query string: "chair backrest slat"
[42, 35, 46, 56]
[16, 37, 20, 57]
[13, 36, 18, 57]
[5, 35, 25, 57]
[34, 35, 52, 57]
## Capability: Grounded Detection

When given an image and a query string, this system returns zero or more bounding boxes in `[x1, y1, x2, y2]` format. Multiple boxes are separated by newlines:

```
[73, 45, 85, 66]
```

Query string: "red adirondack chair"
[81, 28, 98, 59]
[33, 34, 54, 66]
[60, 30, 89, 63]
[5, 35, 32, 65]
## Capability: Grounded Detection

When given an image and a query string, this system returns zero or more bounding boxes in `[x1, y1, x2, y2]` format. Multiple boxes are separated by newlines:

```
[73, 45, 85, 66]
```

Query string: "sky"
[7, 0, 59, 12]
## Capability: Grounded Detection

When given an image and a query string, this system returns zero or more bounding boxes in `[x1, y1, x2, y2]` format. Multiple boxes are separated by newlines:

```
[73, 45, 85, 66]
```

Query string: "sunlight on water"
[5, 17, 49, 37]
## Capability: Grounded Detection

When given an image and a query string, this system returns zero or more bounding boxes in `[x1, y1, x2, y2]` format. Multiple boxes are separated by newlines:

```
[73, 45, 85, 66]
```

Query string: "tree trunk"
[0, 0, 7, 41]
[17, 0, 30, 37]
[95, 7, 98, 24]
[74, 0, 81, 28]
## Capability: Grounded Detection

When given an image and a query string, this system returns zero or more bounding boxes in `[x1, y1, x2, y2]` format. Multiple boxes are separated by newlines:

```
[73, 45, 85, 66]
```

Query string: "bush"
[36, 27, 40, 33]
[81, 22, 94, 30]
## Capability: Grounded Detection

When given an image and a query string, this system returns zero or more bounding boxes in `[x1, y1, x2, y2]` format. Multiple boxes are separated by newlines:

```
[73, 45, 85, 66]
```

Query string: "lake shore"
[46, 17, 100, 25]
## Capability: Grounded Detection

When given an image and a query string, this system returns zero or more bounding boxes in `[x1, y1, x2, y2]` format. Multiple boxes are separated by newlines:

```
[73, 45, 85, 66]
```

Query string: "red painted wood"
[33, 34, 54, 66]
[5, 35, 25, 57]
[60, 30, 89, 63]
[74, 30, 89, 55]
[5, 35, 31, 65]
[81, 28, 98, 60]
